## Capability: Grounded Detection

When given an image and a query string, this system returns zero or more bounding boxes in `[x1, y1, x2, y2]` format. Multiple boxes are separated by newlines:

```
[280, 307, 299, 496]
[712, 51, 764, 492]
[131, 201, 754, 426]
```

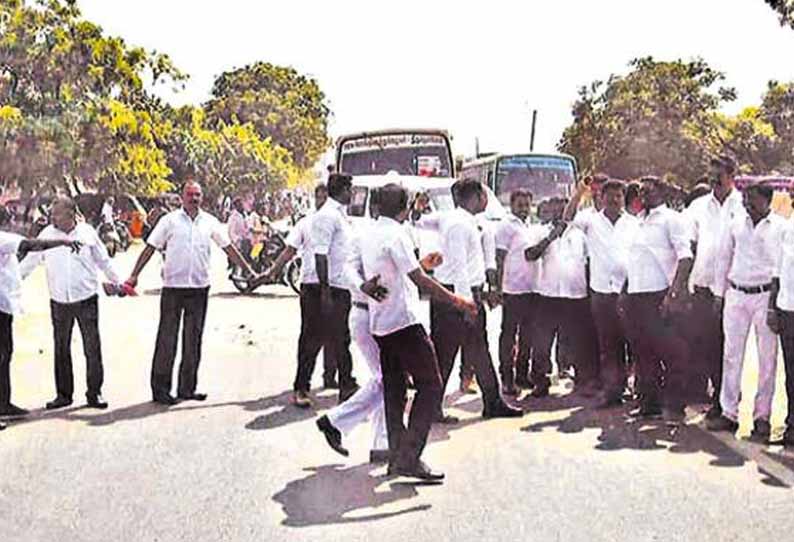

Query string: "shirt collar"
[179, 207, 205, 222]
[644, 204, 668, 219]
[326, 198, 345, 213]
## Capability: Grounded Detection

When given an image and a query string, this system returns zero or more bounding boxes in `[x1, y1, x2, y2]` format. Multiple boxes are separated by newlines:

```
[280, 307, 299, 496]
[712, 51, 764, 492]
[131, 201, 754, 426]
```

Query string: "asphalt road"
[2, 242, 794, 542]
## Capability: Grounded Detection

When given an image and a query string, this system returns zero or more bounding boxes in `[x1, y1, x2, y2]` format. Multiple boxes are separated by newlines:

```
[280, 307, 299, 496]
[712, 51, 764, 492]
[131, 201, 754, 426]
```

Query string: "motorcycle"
[97, 219, 131, 258]
[229, 227, 301, 294]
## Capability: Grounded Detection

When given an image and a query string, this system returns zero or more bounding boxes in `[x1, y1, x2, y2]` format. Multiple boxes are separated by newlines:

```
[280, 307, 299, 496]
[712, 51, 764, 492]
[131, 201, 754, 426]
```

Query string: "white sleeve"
[713, 219, 735, 298]
[211, 218, 232, 249]
[311, 213, 336, 256]
[0, 233, 22, 256]
[482, 224, 497, 270]
[495, 220, 516, 251]
[446, 223, 474, 298]
[286, 219, 306, 250]
[147, 215, 170, 250]
[89, 229, 122, 284]
[669, 213, 694, 261]
[388, 230, 421, 276]
[413, 213, 442, 232]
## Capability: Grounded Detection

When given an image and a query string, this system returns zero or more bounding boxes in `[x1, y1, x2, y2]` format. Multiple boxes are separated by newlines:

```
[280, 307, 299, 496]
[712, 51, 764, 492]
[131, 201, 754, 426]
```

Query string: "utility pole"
[475, 137, 480, 158]
[530, 109, 538, 152]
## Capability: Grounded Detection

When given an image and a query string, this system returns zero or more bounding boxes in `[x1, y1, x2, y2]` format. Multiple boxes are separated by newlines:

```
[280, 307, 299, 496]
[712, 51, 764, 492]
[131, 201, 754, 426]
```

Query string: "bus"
[460, 153, 578, 206]
[335, 128, 455, 179]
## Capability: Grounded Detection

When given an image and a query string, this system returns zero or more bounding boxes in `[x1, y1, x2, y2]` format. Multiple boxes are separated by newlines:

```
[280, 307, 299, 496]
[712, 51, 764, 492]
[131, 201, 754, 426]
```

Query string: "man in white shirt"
[100, 197, 115, 226]
[227, 197, 251, 266]
[769, 180, 794, 447]
[20, 198, 123, 410]
[125, 180, 255, 405]
[525, 197, 597, 397]
[495, 189, 540, 395]
[361, 183, 477, 480]
[0, 207, 81, 419]
[622, 177, 693, 420]
[565, 179, 638, 405]
[684, 155, 744, 419]
[708, 183, 786, 439]
[424, 179, 523, 420]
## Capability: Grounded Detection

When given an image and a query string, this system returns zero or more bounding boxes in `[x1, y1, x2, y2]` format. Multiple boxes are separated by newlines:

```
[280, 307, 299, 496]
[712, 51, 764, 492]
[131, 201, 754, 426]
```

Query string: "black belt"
[693, 286, 713, 297]
[353, 301, 369, 311]
[729, 281, 772, 294]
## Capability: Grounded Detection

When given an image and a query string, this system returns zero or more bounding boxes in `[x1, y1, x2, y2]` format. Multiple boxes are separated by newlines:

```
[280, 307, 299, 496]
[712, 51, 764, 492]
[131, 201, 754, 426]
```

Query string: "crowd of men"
[3, 155, 794, 484]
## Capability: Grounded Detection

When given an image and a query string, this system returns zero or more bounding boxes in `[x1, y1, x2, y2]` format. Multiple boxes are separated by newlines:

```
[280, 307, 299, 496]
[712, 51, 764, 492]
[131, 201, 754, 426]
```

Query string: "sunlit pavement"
[2, 243, 794, 542]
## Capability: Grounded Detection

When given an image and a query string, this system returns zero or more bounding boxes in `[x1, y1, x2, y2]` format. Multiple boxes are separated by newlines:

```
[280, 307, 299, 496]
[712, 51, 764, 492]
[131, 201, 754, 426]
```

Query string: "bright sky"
[79, 0, 794, 162]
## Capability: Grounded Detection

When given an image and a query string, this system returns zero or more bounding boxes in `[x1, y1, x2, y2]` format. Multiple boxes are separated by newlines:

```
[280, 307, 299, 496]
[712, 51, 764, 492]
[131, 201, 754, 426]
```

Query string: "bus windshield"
[495, 155, 576, 204]
[339, 132, 453, 178]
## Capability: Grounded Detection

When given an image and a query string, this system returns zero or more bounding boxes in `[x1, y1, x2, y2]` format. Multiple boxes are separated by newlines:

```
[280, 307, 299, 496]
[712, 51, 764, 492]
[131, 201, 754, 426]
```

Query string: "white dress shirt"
[417, 208, 484, 300]
[715, 211, 786, 298]
[626, 205, 693, 294]
[361, 216, 423, 336]
[536, 224, 589, 299]
[495, 214, 542, 294]
[0, 231, 24, 315]
[20, 223, 121, 304]
[684, 189, 744, 292]
[344, 227, 368, 304]
[776, 219, 794, 312]
[100, 202, 114, 225]
[573, 208, 638, 294]
[286, 214, 314, 285]
[227, 210, 249, 245]
[307, 198, 351, 289]
[146, 208, 231, 289]
[478, 216, 497, 272]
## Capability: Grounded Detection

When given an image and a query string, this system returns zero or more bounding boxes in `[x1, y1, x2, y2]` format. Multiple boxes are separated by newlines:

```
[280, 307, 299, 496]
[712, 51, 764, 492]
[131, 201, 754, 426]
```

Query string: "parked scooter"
[229, 227, 300, 294]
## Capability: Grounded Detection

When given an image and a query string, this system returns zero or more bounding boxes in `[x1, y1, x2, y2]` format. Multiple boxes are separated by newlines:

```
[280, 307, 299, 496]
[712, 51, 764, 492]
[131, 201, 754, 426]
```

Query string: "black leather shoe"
[434, 412, 460, 425]
[369, 449, 390, 464]
[338, 384, 360, 404]
[389, 460, 444, 481]
[529, 385, 550, 399]
[86, 394, 108, 409]
[483, 401, 524, 419]
[45, 396, 73, 410]
[177, 393, 207, 402]
[316, 415, 349, 456]
[630, 403, 662, 419]
[705, 403, 722, 421]
[323, 378, 339, 390]
[706, 415, 739, 433]
[749, 419, 771, 443]
[152, 393, 179, 406]
[0, 403, 29, 417]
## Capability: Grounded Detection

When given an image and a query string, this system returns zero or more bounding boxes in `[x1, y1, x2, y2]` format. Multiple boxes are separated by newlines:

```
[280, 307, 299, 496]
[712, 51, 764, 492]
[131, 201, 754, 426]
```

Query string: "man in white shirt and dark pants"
[495, 189, 540, 395]
[684, 155, 744, 419]
[1, 207, 80, 419]
[564, 179, 638, 405]
[20, 198, 122, 410]
[361, 183, 477, 480]
[770, 179, 794, 447]
[708, 182, 786, 439]
[126, 181, 255, 405]
[294, 174, 359, 406]
[427, 179, 522, 420]
[623, 177, 693, 420]
[525, 197, 597, 396]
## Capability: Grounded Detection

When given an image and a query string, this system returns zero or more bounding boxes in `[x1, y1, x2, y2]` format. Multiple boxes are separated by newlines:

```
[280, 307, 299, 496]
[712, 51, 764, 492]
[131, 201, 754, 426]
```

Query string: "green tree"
[765, 0, 794, 29]
[558, 57, 737, 186]
[204, 62, 331, 170]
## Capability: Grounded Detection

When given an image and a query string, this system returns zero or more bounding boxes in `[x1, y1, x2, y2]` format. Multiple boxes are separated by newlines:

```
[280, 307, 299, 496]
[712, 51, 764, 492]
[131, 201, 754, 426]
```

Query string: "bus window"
[338, 132, 454, 178]
[495, 155, 576, 205]
[347, 186, 369, 217]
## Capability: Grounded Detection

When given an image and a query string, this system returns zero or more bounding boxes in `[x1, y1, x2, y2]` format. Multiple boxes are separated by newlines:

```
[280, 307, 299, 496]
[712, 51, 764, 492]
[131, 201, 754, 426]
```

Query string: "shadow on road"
[244, 390, 338, 431]
[210, 291, 297, 300]
[272, 462, 431, 527]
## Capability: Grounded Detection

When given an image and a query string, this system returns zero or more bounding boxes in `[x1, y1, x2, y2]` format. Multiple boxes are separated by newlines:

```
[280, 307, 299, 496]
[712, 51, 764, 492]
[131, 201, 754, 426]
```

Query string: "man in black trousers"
[20, 198, 122, 410]
[292, 173, 358, 407]
[361, 183, 478, 480]
[126, 180, 256, 405]
[421, 178, 523, 420]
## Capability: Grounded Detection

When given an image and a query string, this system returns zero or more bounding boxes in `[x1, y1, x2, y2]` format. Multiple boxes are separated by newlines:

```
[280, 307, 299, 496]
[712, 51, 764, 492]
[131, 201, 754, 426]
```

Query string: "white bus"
[335, 128, 455, 179]
[460, 153, 578, 205]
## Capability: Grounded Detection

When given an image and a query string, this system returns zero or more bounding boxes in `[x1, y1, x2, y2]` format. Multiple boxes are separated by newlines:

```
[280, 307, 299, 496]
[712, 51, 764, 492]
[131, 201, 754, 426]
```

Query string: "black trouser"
[689, 287, 723, 405]
[590, 292, 627, 398]
[430, 287, 501, 411]
[51, 295, 104, 399]
[779, 310, 794, 429]
[498, 293, 535, 388]
[0, 312, 12, 406]
[294, 284, 355, 393]
[151, 287, 209, 398]
[375, 325, 442, 467]
[623, 290, 689, 410]
[532, 296, 599, 389]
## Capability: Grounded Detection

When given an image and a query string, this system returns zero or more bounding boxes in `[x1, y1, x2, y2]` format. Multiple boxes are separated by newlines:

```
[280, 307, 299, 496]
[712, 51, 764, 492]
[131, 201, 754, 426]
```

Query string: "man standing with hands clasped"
[20, 197, 123, 411]
[361, 183, 478, 481]
[125, 180, 256, 406]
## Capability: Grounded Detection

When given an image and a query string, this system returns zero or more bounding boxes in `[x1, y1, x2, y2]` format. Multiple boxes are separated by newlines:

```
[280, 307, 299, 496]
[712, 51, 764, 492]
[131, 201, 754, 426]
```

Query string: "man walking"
[361, 183, 477, 480]
[125, 180, 256, 405]
[708, 183, 785, 439]
[423, 179, 523, 420]
[1, 206, 81, 419]
[20, 198, 122, 410]
[684, 155, 744, 418]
